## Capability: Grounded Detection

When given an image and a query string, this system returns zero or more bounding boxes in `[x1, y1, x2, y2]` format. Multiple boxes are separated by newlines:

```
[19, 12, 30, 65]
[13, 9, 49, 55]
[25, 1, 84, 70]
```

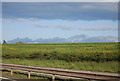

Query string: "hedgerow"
[2, 42, 119, 62]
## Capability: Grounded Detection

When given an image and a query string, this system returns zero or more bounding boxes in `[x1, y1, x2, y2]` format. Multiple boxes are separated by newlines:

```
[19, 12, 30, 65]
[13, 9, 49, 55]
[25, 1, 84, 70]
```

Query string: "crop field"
[2, 42, 120, 73]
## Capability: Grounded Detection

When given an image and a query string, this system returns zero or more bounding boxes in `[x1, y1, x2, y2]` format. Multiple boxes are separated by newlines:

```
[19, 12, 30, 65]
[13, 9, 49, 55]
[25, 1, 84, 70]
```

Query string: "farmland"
[2, 42, 119, 73]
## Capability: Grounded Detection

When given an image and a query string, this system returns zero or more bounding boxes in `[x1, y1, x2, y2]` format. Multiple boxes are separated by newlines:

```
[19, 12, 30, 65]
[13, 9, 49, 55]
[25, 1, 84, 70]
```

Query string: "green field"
[2, 42, 120, 73]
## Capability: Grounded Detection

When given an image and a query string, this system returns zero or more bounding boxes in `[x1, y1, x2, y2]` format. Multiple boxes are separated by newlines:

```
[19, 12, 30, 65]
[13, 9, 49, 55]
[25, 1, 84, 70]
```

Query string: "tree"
[3, 40, 7, 44]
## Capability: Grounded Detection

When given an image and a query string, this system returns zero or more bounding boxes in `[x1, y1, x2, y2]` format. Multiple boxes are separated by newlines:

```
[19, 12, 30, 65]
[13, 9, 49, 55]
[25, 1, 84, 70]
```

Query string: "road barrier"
[0, 63, 120, 81]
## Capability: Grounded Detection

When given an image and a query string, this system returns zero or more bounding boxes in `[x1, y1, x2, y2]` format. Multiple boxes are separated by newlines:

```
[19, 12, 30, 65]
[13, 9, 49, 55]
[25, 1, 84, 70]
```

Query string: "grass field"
[2, 42, 119, 73]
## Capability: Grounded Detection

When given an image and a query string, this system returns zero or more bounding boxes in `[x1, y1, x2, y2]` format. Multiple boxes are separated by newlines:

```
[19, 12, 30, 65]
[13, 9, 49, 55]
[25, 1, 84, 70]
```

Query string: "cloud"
[3, 18, 40, 22]
[33, 24, 117, 30]
[3, 2, 118, 20]
[78, 27, 118, 30]
[81, 36, 118, 42]
[68, 35, 118, 42]
[34, 24, 74, 30]
[68, 34, 87, 42]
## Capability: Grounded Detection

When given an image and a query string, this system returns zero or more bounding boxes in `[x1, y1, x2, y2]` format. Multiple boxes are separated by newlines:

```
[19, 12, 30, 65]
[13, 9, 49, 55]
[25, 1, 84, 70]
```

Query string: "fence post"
[52, 74, 55, 81]
[10, 68, 13, 75]
[28, 71, 31, 79]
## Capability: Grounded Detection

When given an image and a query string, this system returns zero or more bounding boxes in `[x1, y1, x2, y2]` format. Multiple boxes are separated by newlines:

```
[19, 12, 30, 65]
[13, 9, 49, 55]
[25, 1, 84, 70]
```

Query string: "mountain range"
[7, 35, 118, 43]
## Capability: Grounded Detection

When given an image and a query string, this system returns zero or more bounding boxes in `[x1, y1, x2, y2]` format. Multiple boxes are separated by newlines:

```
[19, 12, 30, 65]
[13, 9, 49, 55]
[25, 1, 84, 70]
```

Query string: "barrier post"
[10, 68, 13, 75]
[28, 71, 31, 79]
[52, 74, 55, 81]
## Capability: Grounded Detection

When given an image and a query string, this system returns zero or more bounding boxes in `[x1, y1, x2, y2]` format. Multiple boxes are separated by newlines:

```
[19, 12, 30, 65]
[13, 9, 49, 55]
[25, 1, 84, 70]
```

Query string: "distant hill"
[8, 37, 33, 43]
[7, 36, 118, 43]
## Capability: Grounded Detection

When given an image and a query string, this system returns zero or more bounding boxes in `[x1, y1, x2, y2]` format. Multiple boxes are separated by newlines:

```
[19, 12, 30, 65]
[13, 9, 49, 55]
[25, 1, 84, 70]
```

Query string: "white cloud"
[78, 27, 118, 30]
[33, 24, 117, 30]
[3, 18, 40, 22]
[68, 34, 87, 42]
[82, 36, 118, 42]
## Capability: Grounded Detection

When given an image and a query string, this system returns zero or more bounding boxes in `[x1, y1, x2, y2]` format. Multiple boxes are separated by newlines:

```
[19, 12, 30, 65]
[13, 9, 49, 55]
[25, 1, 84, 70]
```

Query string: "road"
[0, 76, 50, 81]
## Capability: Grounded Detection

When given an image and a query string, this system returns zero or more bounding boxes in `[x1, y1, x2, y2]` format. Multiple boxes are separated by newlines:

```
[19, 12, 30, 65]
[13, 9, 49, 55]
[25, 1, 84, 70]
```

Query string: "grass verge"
[2, 59, 119, 73]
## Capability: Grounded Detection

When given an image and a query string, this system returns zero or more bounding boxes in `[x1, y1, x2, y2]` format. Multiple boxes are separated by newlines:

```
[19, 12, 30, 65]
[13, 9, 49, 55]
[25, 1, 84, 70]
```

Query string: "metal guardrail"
[0, 63, 120, 81]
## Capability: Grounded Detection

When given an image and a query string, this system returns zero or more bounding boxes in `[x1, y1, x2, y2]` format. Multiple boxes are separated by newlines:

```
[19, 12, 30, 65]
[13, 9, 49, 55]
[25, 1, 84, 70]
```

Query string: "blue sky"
[2, 2, 118, 42]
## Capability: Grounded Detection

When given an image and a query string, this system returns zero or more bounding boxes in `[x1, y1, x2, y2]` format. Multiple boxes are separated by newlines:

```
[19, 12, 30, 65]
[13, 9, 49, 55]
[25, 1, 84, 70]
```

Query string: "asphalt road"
[0, 77, 50, 81]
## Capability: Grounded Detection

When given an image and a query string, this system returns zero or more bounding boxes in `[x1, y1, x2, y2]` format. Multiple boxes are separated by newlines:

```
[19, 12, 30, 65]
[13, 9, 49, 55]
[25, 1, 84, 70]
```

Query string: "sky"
[2, 0, 119, 2]
[2, 1, 119, 42]
[0, 1, 2, 42]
